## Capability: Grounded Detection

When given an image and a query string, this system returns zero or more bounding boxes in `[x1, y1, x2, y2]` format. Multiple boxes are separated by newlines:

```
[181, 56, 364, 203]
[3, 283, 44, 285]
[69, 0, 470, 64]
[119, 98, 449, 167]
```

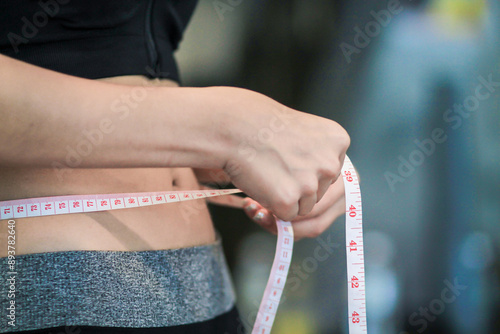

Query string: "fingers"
[316, 178, 332, 206]
[290, 178, 345, 240]
[221, 93, 350, 224]
[296, 164, 342, 218]
[243, 198, 277, 234]
[297, 173, 318, 216]
[291, 198, 345, 240]
[242, 178, 346, 240]
[243, 196, 344, 240]
[316, 170, 339, 207]
[294, 177, 344, 222]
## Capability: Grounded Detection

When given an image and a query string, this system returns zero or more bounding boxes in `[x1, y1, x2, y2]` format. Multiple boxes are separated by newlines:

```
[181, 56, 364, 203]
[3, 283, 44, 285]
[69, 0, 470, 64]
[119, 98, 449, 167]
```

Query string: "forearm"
[0, 55, 229, 169]
[193, 168, 231, 186]
[0, 55, 352, 222]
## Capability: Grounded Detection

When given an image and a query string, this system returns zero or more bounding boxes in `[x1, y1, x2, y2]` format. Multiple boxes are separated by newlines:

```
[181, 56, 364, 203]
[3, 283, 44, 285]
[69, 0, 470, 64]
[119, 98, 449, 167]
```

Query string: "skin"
[242, 176, 346, 240]
[0, 54, 349, 257]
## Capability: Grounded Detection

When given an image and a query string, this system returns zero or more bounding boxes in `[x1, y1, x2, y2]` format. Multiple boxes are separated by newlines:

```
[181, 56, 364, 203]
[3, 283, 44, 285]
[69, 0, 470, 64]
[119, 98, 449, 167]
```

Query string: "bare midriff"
[0, 76, 215, 257]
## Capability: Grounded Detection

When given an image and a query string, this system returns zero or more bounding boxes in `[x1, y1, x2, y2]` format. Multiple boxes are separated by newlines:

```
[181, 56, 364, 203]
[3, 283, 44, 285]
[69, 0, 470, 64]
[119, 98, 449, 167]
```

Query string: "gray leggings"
[1, 238, 235, 333]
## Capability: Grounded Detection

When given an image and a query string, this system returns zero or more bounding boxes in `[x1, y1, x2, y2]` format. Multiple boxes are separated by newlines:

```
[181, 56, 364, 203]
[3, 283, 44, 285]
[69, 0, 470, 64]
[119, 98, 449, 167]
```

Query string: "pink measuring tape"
[0, 156, 366, 333]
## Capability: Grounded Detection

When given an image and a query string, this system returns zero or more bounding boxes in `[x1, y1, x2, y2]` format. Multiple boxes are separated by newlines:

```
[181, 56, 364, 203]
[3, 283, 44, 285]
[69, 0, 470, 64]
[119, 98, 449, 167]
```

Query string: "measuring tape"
[342, 156, 367, 333]
[0, 156, 366, 333]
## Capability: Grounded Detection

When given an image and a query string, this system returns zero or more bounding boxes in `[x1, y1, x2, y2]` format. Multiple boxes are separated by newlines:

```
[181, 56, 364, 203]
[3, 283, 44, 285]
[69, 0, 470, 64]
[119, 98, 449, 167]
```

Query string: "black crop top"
[0, 0, 198, 83]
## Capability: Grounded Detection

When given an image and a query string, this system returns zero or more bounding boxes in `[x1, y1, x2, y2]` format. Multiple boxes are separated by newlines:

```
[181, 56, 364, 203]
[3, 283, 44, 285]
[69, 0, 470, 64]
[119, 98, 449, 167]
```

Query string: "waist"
[0, 167, 215, 256]
[0, 237, 235, 332]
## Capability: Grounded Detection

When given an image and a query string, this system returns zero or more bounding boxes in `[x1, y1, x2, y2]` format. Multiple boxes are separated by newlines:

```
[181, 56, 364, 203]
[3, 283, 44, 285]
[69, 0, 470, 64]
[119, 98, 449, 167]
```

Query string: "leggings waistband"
[1, 238, 235, 333]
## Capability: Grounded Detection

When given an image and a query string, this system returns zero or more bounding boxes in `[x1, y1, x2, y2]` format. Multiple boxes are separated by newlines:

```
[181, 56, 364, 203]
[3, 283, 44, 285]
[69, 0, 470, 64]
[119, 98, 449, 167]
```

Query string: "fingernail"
[253, 211, 265, 222]
[245, 203, 257, 212]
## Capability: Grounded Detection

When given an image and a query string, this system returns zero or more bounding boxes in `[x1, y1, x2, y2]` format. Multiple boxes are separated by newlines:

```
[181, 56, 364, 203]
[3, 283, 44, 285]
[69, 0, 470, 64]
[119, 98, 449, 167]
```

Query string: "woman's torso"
[0, 76, 216, 257]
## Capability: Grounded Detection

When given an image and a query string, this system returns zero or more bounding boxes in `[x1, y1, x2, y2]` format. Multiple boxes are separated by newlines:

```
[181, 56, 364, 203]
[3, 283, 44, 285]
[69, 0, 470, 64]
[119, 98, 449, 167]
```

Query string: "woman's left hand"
[243, 177, 345, 240]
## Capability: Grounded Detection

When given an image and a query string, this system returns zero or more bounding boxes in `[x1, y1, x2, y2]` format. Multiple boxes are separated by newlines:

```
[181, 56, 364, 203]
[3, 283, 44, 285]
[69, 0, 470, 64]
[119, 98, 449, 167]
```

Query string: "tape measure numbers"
[0, 156, 366, 334]
[343, 156, 367, 333]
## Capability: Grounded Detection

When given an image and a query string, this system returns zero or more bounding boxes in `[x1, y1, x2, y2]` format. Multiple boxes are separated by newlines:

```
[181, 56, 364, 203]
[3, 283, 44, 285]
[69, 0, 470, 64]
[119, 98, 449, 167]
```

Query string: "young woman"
[0, 1, 349, 333]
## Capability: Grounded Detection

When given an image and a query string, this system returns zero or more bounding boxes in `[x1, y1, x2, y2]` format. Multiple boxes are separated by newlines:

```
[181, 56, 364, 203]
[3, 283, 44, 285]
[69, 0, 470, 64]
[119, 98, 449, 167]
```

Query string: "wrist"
[156, 86, 236, 169]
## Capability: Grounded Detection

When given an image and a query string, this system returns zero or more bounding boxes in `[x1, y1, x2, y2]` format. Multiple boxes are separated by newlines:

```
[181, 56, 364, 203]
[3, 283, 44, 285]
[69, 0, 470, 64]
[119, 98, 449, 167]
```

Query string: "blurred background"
[176, 0, 500, 333]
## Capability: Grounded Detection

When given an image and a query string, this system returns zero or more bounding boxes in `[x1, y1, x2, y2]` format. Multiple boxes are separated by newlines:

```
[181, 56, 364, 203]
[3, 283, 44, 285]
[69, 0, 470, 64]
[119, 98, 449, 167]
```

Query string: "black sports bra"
[0, 0, 198, 83]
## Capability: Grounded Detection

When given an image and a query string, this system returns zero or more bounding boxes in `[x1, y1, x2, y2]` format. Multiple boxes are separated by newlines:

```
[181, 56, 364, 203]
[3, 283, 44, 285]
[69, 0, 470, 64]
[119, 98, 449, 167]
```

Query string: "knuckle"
[333, 125, 350, 150]
[331, 157, 342, 172]
[274, 189, 299, 220]
[327, 122, 350, 150]
[301, 180, 318, 197]
[276, 207, 297, 222]
[320, 159, 342, 180]
[321, 166, 338, 180]
[298, 206, 312, 217]
[277, 193, 296, 209]
[341, 129, 351, 149]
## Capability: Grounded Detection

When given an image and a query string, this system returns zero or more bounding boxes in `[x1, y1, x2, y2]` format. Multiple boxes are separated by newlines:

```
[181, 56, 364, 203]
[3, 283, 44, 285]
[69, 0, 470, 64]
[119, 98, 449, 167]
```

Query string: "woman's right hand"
[206, 87, 350, 222]
[0, 55, 348, 207]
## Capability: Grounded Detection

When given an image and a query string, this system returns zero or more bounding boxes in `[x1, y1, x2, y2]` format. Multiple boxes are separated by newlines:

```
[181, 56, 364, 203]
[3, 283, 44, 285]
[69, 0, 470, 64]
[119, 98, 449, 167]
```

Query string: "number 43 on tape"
[0, 156, 367, 334]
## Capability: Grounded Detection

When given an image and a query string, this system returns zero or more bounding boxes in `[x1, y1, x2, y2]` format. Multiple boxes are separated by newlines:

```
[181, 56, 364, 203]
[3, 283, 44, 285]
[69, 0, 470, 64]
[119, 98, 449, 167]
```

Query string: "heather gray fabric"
[0, 238, 235, 333]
